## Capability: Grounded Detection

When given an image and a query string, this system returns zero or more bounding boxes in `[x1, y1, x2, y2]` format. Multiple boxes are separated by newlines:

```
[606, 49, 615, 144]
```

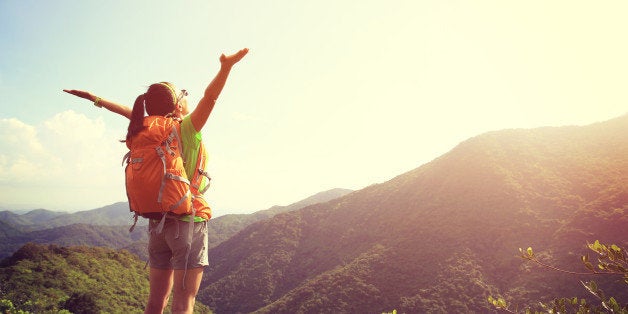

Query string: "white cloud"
[0, 118, 45, 153]
[0, 118, 54, 183]
[0, 111, 128, 210]
[44, 110, 107, 139]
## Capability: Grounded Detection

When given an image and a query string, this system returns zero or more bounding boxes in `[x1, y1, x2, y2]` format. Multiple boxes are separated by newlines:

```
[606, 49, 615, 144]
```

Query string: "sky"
[1, 1, 627, 215]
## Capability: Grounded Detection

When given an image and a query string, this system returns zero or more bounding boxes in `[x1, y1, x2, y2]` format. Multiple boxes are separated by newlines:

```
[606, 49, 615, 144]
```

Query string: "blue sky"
[1, 1, 627, 214]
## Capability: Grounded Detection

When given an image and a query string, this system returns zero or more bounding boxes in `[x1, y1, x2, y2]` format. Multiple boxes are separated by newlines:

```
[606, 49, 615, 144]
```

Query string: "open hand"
[220, 48, 249, 66]
[63, 89, 96, 102]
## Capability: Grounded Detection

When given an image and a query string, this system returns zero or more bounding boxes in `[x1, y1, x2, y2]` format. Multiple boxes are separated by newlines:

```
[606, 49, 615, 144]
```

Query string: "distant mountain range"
[0, 188, 353, 260]
[0, 202, 135, 231]
[198, 115, 628, 313]
[206, 188, 353, 248]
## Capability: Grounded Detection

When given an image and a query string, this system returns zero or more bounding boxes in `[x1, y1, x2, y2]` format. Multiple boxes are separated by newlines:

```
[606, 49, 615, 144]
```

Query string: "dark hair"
[125, 94, 147, 142]
[125, 82, 177, 142]
[145, 82, 177, 116]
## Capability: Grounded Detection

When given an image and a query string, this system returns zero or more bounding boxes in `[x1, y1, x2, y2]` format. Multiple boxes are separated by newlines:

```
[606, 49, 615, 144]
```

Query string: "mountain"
[0, 210, 36, 227]
[0, 223, 149, 260]
[0, 243, 149, 313]
[0, 190, 352, 260]
[0, 219, 23, 239]
[0, 190, 355, 312]
[37, 202, 138, 229]
[20, 208, 66, 222]
[248, 188, 354, 221]
[0, 202, 149, 260]
[0, 243, 211, 313]
[0, 202, 137, 231]
[207, 188, 353, 248]
[198, 115, 628, 313]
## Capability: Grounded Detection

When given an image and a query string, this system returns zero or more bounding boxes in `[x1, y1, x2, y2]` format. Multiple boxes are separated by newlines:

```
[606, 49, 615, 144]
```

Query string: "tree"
[0, 299, 29, 314]
[62, 292, 100, 314]
[489, 241, 628, 313]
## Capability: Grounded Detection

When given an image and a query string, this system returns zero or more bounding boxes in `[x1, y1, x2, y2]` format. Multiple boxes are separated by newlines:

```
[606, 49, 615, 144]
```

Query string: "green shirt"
[179, 116, 209, 222]
[180, 116, 202, 179]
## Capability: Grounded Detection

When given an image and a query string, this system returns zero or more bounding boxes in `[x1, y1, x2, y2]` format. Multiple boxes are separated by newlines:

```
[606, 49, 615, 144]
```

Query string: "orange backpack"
[124, 116, 193, 224]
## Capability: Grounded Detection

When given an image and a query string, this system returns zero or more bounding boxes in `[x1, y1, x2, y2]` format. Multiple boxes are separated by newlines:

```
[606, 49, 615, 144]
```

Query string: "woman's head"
[125, 81, 189, 141]
[145, 82, 185, 116]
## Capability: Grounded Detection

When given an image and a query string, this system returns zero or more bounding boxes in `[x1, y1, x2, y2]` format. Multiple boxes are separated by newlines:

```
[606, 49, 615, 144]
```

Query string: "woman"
[64, 48, 248, 314]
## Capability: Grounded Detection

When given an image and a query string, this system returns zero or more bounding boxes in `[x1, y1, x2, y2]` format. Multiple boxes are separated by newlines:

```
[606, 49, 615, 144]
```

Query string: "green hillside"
[0, 243, 212, 313]
[0, 190, 352, 261]
[199, 115, 628, 313]
[207, 188, 353, 248]
[0, 224, 149, 260]
[0, 243, 150, 313]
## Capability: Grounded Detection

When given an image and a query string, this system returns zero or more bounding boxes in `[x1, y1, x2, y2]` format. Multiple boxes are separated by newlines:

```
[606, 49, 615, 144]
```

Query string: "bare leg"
[145, 267, 174, 314]
[171, 267, 204, 314]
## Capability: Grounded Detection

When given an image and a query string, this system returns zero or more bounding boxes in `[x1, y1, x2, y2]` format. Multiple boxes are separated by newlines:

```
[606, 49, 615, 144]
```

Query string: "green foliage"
[586, 240, 628, 283]
[490, 241, 628, 313]
[62, 292, 100, 314]
[200, 212, 306, 313]
[490, 295, 625, 314]
[0, 243, 213, 313]
[396, 251, 500, 313]
[488, 295, 508, 310]
[0, 299, 30, 314]
[254, 244, 388, 313]
[0, 243, 149, 313]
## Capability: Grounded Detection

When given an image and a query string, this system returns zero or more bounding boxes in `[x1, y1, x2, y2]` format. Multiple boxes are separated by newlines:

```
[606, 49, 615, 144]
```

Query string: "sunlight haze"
[1, 1, 626, 214]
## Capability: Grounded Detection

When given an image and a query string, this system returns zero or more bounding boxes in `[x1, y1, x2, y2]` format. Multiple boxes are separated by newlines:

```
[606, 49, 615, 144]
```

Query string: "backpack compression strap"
[155, 145, 191, 207]
[193, 169, 212, 195]
[190, 141, 211, 195]
[155, 126, 191, 207]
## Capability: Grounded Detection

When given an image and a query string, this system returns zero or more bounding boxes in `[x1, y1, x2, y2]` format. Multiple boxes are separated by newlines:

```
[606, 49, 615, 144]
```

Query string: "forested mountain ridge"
[0, 191, 353, 313]
[0, 223, 149, 260]
[199, 115, 628, 313]
[0, 208, 65, 228]
[206, 188, 353, 248]
[0, 243, 212, 313]
[0, 202, 135, 231]
[0, 189, 352, 260]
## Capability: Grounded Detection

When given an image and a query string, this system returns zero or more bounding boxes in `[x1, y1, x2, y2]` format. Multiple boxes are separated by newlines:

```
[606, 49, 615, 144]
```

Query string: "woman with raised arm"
[64, 48, 248, 314]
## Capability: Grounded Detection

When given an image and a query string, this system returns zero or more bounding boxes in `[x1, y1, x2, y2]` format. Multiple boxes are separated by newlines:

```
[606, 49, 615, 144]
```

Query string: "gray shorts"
[148, 218, 209, 269]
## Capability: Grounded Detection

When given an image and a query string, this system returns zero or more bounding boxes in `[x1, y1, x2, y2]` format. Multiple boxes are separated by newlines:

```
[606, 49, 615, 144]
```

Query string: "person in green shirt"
[64, 48, 248, 314]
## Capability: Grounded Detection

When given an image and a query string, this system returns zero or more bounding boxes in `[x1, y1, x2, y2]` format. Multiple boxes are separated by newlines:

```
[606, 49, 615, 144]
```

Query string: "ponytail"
[126, 94, 146, 142]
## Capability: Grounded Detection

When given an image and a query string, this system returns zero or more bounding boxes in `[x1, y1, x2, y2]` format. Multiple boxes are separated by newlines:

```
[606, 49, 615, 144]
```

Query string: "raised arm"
[63, 89, 132, 119]
[190, 48, 249, 131]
